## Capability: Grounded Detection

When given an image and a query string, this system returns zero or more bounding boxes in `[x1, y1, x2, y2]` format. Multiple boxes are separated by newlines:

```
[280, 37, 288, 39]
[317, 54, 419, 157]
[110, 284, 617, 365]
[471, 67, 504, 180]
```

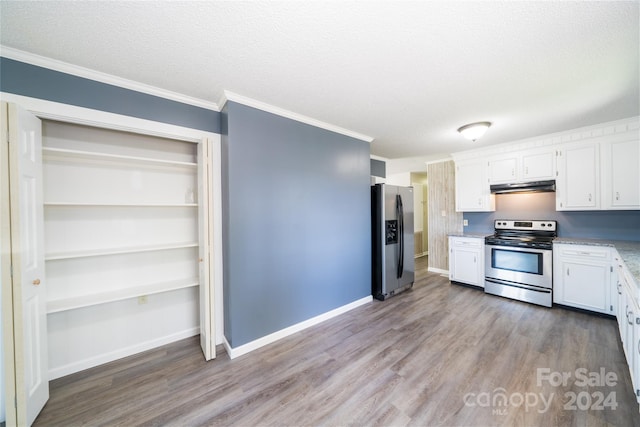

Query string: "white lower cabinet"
[553, 244, 613, 315]
[615, 254, 640, 405]
[449, 236, 484, 288]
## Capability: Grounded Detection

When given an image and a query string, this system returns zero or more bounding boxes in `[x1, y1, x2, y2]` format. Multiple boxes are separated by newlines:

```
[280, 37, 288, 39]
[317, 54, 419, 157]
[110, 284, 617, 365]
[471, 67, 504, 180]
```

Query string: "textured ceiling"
[1, 1, 638, 160]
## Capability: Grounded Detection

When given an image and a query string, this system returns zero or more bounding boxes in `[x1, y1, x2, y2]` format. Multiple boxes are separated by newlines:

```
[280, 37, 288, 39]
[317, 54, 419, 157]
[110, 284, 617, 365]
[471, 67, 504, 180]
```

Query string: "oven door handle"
[485, 278, 552, 294]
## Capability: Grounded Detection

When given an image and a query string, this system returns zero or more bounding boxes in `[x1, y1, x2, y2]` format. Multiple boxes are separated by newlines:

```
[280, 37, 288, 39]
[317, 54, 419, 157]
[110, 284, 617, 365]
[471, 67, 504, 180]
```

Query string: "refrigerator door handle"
[396, 193, 404, 278]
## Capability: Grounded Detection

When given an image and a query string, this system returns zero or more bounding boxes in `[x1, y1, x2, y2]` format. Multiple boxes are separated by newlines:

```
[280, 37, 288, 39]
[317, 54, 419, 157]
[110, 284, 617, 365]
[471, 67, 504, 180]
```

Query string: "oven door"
[484, 244, 552, 289]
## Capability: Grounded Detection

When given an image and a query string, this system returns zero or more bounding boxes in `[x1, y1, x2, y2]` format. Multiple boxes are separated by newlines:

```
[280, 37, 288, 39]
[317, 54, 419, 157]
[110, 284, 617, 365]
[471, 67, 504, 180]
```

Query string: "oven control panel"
[494, 220, 556, 232]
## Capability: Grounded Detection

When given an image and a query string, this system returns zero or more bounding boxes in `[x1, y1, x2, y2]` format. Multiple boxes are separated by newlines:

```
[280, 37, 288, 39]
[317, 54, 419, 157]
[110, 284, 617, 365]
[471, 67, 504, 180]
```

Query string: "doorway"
[410, 172, 428, 257]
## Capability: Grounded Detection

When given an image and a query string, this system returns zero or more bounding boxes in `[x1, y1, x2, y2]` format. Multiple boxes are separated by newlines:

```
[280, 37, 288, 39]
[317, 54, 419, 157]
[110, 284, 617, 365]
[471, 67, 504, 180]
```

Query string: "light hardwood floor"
[34, 256, 640, 426]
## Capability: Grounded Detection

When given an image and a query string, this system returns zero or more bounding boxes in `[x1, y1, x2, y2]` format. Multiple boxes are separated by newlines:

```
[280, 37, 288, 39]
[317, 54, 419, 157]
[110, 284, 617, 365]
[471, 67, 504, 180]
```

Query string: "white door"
[197, 138, 215, 360]
[456, 162, 491, 211]
[6, 103, 49, 425]
[561, 145, 599, 209]
[521, 151, 555, 181]
[488, 156, 517, 184]
[610, 139, 640, 208]
[451, 248, 480, 285]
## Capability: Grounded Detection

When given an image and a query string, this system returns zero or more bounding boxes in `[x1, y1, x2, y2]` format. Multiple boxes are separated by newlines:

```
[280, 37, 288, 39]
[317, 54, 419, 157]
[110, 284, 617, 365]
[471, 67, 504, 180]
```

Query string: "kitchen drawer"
[554, 244, 612, 260]
[451, 237, 483, 248]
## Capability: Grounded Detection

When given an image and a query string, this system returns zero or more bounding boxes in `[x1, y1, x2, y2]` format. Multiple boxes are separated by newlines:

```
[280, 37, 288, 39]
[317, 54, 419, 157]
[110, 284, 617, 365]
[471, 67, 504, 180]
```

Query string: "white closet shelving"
[42, 120, 200, 327]
[42, 146, 197, 168]
[47, 277, 199, 314]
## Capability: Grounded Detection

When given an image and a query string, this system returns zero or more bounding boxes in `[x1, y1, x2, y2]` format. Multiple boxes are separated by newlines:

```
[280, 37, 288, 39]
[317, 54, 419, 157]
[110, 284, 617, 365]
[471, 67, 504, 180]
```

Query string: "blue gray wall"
[0, 57, 220, 132]
[464, 192, 640, 240]
[221, 101, 371, 348]
[370, 158, 386, 178]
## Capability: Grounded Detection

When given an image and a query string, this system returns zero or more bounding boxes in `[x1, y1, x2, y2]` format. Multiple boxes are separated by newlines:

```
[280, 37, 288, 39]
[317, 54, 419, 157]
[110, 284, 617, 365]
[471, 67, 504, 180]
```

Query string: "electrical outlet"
[463, 219, 469, 226]
[138, 295, 148, 305]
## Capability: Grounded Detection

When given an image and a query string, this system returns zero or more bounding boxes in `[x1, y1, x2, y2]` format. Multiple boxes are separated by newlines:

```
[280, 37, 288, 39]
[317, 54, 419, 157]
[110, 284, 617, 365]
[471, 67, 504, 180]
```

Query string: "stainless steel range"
[484, 220, 557, 307]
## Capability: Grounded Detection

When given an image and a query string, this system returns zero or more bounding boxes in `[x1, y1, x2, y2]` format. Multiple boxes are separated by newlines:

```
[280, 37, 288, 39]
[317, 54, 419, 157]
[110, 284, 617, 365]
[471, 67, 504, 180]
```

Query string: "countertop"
[554, 238, 640, 286]
[448, 233, 489, 239]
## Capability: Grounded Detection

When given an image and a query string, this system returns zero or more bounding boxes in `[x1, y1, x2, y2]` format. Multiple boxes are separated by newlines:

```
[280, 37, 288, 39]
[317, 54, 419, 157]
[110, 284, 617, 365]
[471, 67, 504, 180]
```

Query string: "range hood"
[490, 180, 556, 194]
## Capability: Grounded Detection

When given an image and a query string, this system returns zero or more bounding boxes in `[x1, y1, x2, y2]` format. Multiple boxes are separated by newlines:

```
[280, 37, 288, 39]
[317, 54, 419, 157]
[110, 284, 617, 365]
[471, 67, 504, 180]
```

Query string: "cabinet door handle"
[628, 307, 633, 325]
[32, 278, 41, 286]
[525, 166, 529, 175]
[473, 256, 476, 263]
[588, 193, 592, 202]
[618, 282, 622, 295]
[567, 268, 570, 276]
[616, 192, 620, 201]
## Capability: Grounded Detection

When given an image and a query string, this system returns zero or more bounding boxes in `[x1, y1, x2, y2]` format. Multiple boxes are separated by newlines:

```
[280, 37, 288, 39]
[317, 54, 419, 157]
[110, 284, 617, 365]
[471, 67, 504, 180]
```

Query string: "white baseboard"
[223, 296, 373, 359]
[428, 267, 449, 276]
[48, 327, 200, 380]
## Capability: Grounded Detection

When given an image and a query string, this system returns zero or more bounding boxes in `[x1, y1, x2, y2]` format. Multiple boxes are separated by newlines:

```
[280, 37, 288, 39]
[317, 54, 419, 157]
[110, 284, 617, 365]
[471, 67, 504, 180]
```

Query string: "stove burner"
[485, 219, 557, 249]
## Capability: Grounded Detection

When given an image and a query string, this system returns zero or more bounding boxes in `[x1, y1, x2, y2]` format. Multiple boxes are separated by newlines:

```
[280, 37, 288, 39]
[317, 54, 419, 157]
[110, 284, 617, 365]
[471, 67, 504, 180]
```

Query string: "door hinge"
[610, 305, 613, 311]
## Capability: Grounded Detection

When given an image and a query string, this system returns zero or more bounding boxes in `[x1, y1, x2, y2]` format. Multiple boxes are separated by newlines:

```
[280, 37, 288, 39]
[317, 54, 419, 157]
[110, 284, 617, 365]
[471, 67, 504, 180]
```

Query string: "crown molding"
[220, 90, 374, 143]
[0, 45, 219, 111]
[451, 116, 640, 162]
[369, 154, 388, 161]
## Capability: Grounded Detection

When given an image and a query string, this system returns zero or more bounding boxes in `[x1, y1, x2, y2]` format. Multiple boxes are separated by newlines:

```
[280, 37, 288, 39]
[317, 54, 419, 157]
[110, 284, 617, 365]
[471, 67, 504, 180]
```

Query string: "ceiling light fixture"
[457, 121, 492, 142]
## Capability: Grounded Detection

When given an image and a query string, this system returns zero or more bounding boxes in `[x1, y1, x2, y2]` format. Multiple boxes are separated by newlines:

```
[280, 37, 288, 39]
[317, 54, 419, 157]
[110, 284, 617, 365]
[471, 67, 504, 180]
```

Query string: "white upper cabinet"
[556, 142, 600, 210]
[487, 148, 555, 184]
[521, 150, 555, 181]
[453, 116, 639, 212]
[455, 161, 495, 212]
[601, 139, 640, 210]
[487, 156, 518, 183]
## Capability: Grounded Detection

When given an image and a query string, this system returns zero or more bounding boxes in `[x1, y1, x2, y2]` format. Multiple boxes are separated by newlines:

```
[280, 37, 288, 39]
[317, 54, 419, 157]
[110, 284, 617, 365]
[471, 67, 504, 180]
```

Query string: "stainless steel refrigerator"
[371, 184, 415, 300]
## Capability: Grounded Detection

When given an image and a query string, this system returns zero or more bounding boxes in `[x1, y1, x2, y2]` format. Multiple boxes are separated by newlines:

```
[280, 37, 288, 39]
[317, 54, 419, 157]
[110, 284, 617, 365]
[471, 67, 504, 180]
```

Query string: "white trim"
[220, 91, 374, 143]
[370, 154, 388, 161]
[2, 92, 224, 372]
[0, 93, 216, 143]
[48, 327, 200, 380]
[0, 46, 219, 111]
[428, 267, 449, 275]
[223, 296, 373, 359]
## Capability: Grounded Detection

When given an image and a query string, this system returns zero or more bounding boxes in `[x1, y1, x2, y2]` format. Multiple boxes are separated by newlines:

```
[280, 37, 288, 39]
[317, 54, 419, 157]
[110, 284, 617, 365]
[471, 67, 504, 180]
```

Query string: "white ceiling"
[1, 1, 638, 161]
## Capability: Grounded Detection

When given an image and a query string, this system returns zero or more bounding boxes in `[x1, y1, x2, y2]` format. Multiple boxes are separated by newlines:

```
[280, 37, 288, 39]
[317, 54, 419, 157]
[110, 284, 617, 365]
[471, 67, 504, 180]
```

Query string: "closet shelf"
[46, 277, 199, 314]
[45, 242, 199, 261]
[42, 147, 197, 168]
[44, 202, 198, 207]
